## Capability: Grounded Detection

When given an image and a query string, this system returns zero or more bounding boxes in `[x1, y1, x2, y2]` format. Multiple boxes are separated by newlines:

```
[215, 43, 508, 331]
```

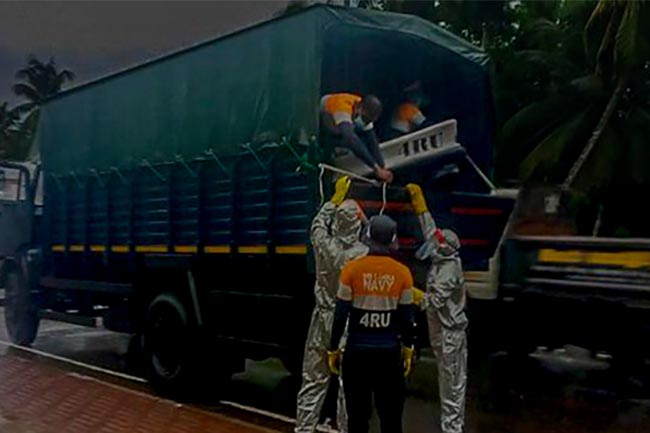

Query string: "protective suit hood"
[333, 199, 363, 246]
[416, 229, 461, 263]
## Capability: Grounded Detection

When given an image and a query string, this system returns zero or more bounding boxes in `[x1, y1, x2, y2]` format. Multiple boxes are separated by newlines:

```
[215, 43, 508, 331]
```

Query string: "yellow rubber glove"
[412, 287, 425, 309]
[402, 346, 415, 378]
[331, 176, 352, 206]
[405, 183, 428, 215]
[327, 350, 342, 375]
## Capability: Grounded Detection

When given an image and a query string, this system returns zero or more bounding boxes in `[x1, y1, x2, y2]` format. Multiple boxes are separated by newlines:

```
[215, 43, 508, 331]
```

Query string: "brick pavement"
[0, 354, 279, 433]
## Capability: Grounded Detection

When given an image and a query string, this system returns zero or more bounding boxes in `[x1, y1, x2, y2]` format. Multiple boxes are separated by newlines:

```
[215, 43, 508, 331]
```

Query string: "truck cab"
[0, 161, 42, 345]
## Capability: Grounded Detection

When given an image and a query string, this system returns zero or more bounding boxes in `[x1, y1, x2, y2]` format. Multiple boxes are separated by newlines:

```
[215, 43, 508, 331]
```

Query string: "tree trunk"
[562, 77, 626, 190]
[592, 203, 603, 237]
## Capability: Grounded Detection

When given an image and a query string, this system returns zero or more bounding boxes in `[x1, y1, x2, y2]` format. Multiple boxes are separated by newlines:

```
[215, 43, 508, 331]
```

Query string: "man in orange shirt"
[328, 215, 416, 433]
[388, 81, 428, 139]
[320, 93, 393, 183]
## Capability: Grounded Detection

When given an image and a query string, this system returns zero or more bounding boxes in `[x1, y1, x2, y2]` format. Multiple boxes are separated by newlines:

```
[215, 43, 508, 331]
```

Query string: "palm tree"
[12, 56, 75, 111]
[562, 0, 650, 189]
[496, 0, 595, 180]
[504, 0, 649, 190]
[496, 0, 650, 235]
[6, 56, 74, 161]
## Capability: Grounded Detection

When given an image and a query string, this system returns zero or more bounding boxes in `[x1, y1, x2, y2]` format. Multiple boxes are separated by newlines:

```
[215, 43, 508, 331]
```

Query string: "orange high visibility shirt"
[337, 255, 414, 347]
[320, 93, 362, 125]
[338, 255, 414, 311]
[391, 102, 426, 133]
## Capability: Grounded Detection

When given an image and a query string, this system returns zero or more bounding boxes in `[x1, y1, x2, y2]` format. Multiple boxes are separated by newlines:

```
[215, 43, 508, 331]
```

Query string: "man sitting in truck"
[387, 81, 428, 140]
[320, 93, 393, 183]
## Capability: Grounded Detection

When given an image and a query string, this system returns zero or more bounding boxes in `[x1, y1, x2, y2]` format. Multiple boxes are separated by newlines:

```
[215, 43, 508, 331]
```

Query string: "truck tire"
[143, 292, 235, 398]
[143, 293, 195, 395]
[4, 267, 40, 346]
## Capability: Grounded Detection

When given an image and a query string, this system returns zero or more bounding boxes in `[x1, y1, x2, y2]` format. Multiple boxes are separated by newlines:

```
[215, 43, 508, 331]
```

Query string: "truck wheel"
[4, 267, 40, 346]
[143, 293, 195, 395]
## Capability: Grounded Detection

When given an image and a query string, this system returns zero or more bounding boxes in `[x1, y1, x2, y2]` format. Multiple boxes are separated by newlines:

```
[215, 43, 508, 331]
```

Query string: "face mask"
[353, 115, 367, 129]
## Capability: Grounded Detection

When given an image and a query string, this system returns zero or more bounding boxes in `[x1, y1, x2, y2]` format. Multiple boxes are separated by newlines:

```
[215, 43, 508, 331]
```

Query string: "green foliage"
[388, 0, 650, 236]
[13, 56, 75, 108]
[1, 56, 73, 161]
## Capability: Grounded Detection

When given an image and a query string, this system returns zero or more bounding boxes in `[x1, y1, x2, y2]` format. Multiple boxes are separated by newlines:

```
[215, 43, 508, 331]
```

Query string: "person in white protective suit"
[295, 176, 369, 433]
[406, 183, 468, 433]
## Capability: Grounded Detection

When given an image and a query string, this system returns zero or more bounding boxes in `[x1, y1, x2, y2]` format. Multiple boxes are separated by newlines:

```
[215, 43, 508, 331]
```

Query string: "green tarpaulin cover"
[37, 5, 493, 174]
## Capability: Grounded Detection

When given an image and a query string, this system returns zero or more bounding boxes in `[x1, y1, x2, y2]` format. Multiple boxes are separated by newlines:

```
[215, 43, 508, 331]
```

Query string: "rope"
[319, 164, 325, 207]
[317, 163, 379, 186]
[379, 181, 387, 215]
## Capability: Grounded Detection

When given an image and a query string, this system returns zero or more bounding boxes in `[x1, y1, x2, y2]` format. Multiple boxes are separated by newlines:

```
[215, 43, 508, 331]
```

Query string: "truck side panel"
[42, 147, 315, 352]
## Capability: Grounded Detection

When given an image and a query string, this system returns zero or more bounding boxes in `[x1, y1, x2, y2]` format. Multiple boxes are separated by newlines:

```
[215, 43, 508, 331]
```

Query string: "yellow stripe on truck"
[204, 245, 231, 254]
[538, 249, 650, 269]
[275, 245, 308, 255]
[51, 244, 308, 256]
[174, 245, 198, 254]
[238, 246, 269, 254]
[538, 249, 585, 264]
[135, 245, 168, 253]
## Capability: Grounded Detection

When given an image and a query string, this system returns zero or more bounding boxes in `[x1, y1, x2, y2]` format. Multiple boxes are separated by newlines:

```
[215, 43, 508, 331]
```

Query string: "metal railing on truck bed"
[44, 144, 316, 275]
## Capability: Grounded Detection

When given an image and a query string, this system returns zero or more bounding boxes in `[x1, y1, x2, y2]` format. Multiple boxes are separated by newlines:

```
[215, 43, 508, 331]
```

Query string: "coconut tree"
[562, 0, 650, 189]
[13, 56, 75, 112]
[7, 56, 74, 161]
[508, 0, 650, 189]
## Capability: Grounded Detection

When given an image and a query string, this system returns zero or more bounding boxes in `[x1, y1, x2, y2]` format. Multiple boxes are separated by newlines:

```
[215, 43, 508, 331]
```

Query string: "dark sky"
[0, 1, 288, 103]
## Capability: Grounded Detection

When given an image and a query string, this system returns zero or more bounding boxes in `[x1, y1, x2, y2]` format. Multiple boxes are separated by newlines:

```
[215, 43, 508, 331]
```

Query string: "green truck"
[0, 5, 513, 394]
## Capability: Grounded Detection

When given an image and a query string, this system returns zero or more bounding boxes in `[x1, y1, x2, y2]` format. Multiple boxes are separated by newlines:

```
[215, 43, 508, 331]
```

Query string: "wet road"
[1, 307, 649, 433]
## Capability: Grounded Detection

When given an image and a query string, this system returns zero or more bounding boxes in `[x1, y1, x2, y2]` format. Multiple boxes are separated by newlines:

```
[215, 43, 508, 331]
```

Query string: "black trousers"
[320, 113, 383, 170]
[342, 347, 405, 433]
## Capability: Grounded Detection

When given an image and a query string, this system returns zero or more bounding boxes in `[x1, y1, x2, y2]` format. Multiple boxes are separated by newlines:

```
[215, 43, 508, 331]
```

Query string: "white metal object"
[336, 119, 458, 175]
[464, 152, 496, 191]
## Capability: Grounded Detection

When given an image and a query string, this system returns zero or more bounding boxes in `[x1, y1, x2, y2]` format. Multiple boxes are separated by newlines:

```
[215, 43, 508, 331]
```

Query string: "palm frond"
[12, 83, 42, 103]
[584, 0, 615, 64]
[519, 109, 594, 180]
[614, 0, 641, 72]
